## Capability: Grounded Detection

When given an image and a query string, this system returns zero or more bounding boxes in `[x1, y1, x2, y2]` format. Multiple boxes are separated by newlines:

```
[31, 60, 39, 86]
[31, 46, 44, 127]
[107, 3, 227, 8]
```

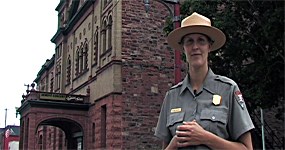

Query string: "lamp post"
[143, 0, 182, 84]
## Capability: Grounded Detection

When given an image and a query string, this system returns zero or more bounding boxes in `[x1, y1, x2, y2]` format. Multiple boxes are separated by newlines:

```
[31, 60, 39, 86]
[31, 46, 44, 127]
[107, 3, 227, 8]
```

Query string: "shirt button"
[212, 116, 215, 120]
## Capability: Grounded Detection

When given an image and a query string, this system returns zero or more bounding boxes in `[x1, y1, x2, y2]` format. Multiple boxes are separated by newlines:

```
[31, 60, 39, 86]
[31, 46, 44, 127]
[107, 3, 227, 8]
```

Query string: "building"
[18, 0, 179, 149]
[0, 125, 20, 150]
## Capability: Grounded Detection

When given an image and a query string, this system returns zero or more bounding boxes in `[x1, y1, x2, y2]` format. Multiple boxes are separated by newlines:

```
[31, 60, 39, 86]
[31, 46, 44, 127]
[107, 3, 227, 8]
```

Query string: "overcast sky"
[0, 0, 59, 128]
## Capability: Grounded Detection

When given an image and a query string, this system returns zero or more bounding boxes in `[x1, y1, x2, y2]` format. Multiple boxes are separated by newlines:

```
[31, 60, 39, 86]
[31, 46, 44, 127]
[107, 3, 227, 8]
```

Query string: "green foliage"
[166, 0, 284, 118]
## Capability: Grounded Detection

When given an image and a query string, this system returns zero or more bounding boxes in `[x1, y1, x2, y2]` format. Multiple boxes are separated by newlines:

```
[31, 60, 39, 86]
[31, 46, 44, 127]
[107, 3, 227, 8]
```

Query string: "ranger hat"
[167, 12, 226, 51]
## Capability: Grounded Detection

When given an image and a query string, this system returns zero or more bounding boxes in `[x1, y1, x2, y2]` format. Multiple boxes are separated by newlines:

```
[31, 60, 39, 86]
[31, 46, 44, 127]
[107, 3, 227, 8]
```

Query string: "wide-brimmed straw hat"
[167, 12, 226, 51]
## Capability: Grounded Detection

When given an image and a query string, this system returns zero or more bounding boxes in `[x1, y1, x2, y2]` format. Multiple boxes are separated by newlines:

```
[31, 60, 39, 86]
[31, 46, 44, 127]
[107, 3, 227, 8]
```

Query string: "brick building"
[0, 125, 20, 150]
[18, 0, 180, 149]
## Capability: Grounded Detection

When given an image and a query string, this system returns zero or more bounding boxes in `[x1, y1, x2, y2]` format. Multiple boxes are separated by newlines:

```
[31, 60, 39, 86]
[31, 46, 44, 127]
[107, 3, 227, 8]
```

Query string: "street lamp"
[143, 0, 182, 84]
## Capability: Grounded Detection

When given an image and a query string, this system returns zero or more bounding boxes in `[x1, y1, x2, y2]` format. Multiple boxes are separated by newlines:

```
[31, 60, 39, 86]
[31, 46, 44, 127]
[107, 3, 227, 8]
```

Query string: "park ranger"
[154, 12, 255, 149]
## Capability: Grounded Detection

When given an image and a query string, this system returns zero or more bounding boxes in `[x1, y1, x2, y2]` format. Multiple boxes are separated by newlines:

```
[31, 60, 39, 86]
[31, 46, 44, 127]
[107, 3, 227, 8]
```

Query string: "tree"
[167, 0, 284, 119]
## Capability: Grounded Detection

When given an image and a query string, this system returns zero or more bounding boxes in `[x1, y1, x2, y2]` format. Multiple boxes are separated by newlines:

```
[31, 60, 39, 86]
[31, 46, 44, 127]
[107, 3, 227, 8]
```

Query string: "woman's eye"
[185, 39, 194, 45]
[198, 38, 207, 45]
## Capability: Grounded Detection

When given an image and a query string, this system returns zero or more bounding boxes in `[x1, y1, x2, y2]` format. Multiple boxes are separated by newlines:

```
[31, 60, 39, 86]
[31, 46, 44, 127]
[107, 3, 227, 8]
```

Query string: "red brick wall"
[91, 94, 123, 149]
[121, 0, 175, 149]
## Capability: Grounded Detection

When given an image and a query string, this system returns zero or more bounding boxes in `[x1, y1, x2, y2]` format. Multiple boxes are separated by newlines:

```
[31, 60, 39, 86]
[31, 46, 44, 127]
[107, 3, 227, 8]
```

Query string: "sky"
[0, 0, 59, 128]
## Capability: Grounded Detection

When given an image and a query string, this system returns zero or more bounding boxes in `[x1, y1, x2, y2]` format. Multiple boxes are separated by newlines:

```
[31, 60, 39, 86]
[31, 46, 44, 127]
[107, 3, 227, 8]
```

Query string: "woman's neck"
[189, 64, 208, 91]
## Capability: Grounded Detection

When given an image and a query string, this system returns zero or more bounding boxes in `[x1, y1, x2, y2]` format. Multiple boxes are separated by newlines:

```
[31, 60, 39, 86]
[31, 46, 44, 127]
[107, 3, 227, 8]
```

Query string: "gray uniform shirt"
[154, 69, 255, 149]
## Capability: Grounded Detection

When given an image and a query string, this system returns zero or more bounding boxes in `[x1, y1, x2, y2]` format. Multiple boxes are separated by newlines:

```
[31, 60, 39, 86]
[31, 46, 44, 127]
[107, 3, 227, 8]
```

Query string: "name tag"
[171, 108, 181, 113]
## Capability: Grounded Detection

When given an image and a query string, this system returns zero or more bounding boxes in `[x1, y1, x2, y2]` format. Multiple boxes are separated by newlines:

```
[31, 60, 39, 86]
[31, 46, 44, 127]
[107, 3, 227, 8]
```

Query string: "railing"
[250, 106, 284, 149]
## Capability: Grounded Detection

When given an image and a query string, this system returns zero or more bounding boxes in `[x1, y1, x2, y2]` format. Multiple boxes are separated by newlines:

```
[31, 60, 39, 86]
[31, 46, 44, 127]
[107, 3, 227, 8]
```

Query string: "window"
[107, 16, 113, 51]
[103, 0, 107, 7]
[102, 20, 107, 53]
[79, 48, 83, 72]
[103, 0, 111, 7]
[40, 79, 45, 91]
[55, 64, 61, 90]
[75, 49, 80, 76]
[92, 123, 95, 142]
[56, 44, 62, 60]
[66, 55, 71, 84]
[75, 41, 89, 77]
[83, 41, 88, 70]
[50, 72, 54, 92]
[93, 27, 99, 65]
[60, 13, 65, 27]
[101, 105, 107, 148]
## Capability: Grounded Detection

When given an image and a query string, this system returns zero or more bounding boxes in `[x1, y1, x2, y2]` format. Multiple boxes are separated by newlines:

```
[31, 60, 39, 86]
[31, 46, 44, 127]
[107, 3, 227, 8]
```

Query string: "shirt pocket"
[200, 107, 228, 138]
[166, 112, 185, 136]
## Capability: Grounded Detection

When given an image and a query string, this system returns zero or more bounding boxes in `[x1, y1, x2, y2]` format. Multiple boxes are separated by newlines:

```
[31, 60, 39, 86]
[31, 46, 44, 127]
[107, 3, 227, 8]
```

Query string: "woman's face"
[182, 33, 212, 69]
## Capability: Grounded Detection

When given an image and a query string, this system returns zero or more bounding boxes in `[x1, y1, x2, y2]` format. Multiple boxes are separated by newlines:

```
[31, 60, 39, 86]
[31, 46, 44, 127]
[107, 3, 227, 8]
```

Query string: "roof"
[3, 125, 20, 136]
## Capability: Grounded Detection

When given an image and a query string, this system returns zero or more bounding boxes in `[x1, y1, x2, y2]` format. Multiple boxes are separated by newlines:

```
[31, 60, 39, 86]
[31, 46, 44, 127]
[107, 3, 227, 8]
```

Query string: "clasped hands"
[168, 120, 208, 149]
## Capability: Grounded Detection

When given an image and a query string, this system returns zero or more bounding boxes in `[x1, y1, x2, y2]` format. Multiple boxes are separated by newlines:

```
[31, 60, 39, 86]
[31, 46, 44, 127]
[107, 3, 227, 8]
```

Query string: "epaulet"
[169, 81, 183, 90]
[214, 75, 236, 86]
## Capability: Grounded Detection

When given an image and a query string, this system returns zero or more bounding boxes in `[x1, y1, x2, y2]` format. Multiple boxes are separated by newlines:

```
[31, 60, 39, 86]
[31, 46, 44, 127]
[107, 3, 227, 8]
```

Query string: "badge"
[212, 95, 222, 105]
[235, 91, 245, 109]
[171, 108, 182, 113]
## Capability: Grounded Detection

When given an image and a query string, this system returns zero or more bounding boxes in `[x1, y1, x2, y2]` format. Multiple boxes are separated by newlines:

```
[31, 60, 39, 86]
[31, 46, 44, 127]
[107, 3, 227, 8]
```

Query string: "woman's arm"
[169, 121, 253, 150]
[162, 136, 179, 150]
[205, 130, 253, 150]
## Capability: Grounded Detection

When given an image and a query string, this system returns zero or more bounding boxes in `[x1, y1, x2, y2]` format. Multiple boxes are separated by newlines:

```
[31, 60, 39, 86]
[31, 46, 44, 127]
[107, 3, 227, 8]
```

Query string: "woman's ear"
[208, 44, 212, 52]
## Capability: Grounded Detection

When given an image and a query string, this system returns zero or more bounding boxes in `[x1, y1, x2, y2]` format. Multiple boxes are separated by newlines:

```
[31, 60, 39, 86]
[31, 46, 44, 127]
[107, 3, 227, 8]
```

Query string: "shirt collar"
[180, 68, 217, 95]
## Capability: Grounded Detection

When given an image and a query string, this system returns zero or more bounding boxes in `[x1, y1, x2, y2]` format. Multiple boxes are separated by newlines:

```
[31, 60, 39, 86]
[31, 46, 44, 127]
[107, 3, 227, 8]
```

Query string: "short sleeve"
[154, 91, 172, 143]
[228, 84, 255, 140]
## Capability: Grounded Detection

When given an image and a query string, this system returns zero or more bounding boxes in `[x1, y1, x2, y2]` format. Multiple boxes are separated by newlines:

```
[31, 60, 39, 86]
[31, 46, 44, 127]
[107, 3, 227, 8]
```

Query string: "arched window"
[79, 47, 83, 72]
[84, 42, 88, 70]
[103, 0, 107, 7]
[56, 64, 61, 90]
[102, 20, 107, 53]
[75, 49, 80, 76]
[66, 55, 71, 84]
[60, 13, 64, 27]
[50, 72, 54, 92]
[107, 16, 112, 50]
[93, 27, 99, 65]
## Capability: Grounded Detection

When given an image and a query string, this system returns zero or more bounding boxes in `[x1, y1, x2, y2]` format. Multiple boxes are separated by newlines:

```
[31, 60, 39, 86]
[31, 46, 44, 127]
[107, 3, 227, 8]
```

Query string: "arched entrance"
[18, 91, 89, 150]
[36, 118, 84, 150]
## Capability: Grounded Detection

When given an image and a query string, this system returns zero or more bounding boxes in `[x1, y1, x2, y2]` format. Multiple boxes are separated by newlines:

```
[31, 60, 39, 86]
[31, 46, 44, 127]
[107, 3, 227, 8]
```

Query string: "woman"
[154, 12, 255, 149]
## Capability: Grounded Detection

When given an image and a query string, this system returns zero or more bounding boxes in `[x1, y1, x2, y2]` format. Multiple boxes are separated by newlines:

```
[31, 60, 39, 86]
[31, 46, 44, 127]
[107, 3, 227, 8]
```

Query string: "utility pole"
[5, 108, 7, 127]
[3, 108, 7, 150]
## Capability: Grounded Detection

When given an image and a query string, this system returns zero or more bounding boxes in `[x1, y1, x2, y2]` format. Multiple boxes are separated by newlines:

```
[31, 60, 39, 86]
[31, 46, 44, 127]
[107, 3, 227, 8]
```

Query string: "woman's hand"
[175, 120, 208, 147]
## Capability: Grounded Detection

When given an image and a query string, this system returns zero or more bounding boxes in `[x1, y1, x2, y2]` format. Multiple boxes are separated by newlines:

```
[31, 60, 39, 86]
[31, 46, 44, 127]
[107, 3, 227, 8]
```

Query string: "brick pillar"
[27, 113, 36, 150]
[19, 118, 24, 150]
